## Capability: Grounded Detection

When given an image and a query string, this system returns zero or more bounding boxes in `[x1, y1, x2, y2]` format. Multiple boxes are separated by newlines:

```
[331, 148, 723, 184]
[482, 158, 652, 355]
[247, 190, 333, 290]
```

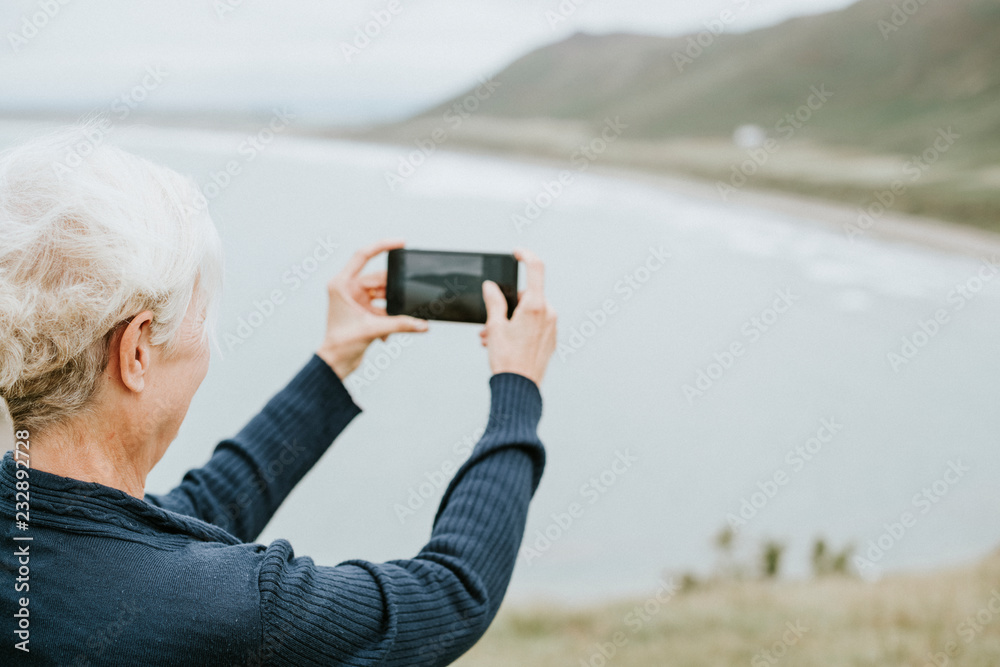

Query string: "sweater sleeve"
[255, 373, 546, 667]
[146, 353, 362, 542]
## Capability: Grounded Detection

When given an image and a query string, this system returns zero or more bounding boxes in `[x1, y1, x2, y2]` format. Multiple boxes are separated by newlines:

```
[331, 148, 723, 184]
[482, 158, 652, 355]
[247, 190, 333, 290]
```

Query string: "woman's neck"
[29, 420, 149, 499]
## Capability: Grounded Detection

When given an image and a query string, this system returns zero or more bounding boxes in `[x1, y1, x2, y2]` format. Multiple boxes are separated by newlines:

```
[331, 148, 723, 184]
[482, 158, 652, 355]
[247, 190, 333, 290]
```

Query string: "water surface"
[2, 120, 998, 604]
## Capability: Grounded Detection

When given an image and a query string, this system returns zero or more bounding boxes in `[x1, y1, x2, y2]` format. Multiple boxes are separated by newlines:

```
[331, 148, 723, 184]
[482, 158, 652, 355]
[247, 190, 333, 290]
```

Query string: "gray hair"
[0, 122, 224, 436]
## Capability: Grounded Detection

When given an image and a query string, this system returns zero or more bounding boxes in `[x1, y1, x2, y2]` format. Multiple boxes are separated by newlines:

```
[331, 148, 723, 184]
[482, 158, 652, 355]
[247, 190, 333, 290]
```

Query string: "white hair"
[0, 121, 224, 436]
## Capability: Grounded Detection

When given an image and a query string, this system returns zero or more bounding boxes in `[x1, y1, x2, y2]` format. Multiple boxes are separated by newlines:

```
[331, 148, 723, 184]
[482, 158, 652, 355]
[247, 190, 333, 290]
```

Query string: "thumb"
[482, 280, 508, 323]
[369, 315, 428, 340]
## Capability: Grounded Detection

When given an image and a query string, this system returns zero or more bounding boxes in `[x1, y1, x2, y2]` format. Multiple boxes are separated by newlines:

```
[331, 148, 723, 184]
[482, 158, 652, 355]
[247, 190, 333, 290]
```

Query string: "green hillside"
[415, 0, 1000, 157]
[360, 0, 1000, 233]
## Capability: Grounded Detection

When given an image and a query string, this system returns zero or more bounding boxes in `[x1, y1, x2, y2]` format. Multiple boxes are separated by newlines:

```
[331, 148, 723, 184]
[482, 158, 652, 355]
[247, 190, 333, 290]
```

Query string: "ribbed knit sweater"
[0, 353, 546, 666]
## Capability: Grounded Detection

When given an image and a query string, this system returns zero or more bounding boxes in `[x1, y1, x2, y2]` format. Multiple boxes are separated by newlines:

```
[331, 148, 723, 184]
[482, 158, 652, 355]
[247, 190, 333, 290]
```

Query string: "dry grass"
[455, 553, 1000, 666]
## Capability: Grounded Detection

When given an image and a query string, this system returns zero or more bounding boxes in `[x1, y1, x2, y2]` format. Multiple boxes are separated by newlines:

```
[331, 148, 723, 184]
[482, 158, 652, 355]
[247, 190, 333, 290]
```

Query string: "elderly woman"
[0, 126, 557, 666]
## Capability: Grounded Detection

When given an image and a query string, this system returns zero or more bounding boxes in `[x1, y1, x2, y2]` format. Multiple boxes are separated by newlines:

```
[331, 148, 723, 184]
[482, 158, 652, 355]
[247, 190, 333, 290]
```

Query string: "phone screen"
[387, 249, 518, 324]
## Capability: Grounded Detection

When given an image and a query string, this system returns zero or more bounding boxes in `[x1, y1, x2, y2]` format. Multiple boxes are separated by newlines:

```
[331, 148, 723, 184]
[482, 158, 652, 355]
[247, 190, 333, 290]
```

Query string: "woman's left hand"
[316, 238, 429, 379]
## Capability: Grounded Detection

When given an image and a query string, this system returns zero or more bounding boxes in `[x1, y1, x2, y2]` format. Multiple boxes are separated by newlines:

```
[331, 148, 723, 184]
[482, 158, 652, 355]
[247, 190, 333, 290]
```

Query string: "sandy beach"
[4, 112, 997, 259]
[346, 131, 1000, 261]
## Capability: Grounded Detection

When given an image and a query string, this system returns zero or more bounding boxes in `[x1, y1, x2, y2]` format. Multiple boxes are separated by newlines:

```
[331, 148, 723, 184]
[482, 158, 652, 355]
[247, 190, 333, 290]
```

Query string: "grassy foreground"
[454, 552, 1000, 666]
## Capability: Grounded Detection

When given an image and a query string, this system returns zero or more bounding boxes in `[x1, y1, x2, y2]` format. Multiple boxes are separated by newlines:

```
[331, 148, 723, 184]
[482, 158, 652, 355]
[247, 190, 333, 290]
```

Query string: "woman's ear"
[117, 310, 155, 393]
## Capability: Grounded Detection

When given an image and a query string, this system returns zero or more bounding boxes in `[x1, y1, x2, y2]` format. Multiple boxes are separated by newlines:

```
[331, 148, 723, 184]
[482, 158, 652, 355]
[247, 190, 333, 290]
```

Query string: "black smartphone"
[386, 248, 518, 324]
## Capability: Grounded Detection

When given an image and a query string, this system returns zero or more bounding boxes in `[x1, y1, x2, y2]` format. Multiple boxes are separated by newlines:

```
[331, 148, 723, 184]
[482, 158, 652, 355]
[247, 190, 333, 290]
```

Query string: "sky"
[0, 0, 859, 124]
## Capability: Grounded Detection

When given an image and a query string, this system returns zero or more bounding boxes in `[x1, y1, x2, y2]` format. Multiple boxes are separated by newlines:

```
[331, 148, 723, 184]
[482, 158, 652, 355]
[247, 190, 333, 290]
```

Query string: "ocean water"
[2, 119, 999, 605]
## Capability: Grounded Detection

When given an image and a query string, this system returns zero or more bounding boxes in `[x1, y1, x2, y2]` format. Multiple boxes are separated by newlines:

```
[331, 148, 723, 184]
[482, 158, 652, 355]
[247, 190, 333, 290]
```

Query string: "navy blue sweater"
[0, 353, 546, 665]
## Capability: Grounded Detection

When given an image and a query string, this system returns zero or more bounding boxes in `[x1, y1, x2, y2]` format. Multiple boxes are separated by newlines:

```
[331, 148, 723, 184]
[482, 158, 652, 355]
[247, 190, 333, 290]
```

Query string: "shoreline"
[4, 114, 999, 259]
[349, 134, 1000, 261]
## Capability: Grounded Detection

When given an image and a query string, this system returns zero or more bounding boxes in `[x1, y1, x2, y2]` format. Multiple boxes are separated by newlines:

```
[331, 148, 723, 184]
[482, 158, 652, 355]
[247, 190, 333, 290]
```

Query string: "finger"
[369, 315, 429, 339]
[513, 247, 545, 296]
[366, 305, 388, 317]
[358, 270, 388, 290]
[482, 280, 509, 324]
[342, 239, 405, 280]
[545, 313, 558, 349]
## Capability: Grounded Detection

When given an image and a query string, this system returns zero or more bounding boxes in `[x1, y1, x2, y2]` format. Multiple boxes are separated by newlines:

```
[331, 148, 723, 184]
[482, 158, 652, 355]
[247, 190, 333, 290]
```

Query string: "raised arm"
[251, 248, 559, 666]
[147, 239, 429, 541]
[256, 371, 546, 666]
[146, 352, 362, 541]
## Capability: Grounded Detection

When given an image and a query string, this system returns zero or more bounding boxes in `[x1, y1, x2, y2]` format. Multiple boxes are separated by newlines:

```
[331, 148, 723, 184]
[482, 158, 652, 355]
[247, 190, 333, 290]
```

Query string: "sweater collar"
[0, 451, 240, 545]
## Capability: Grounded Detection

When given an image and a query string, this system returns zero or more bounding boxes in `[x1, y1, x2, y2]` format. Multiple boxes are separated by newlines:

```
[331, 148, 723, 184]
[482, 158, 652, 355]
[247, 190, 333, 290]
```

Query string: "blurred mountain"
[417, 0, 1000, 158]
[361, 0, 1000, 232]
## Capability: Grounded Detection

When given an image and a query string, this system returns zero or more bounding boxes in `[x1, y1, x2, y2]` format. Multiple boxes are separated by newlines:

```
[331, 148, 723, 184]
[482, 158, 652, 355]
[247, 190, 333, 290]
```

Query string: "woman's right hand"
[316, 239, 429, 380]
[480, 248, 558, 386]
